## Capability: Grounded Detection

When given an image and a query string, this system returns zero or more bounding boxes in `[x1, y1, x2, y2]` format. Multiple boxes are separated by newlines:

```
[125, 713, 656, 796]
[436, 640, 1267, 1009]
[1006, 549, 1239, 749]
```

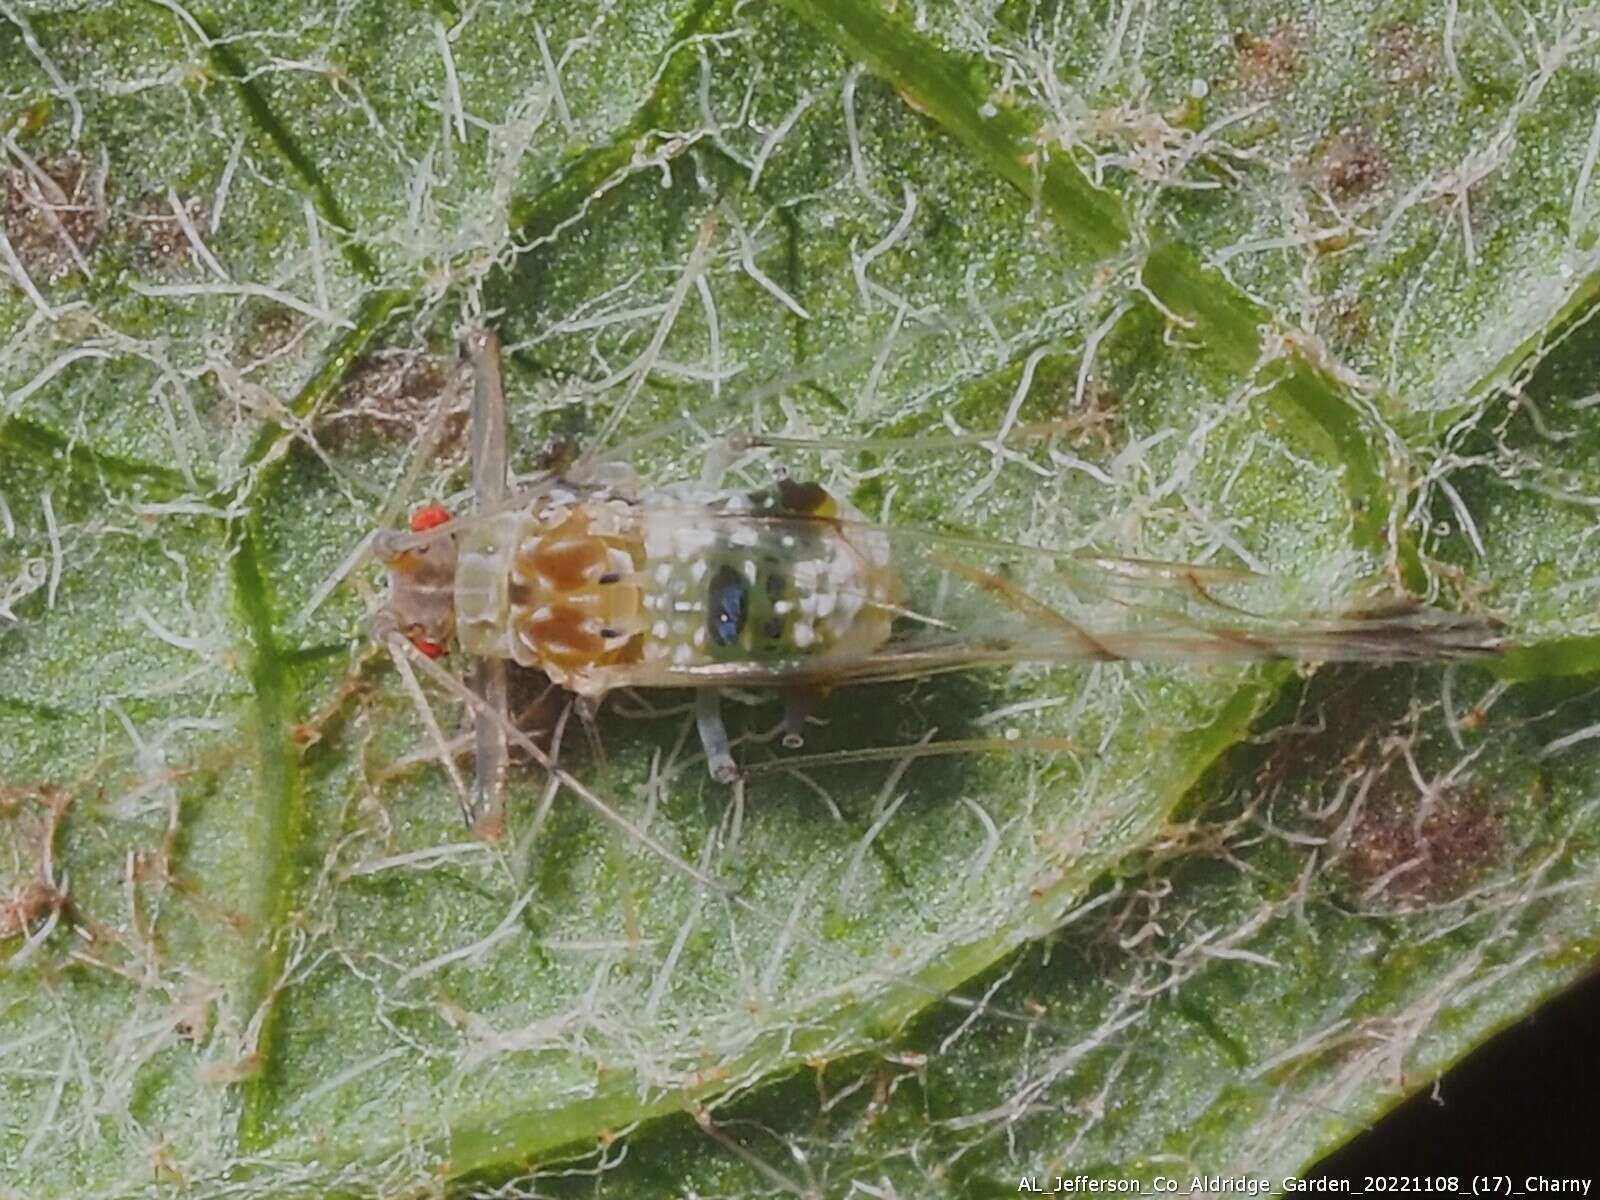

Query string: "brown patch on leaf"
[1341, 792, 1503, 904]
[1322, 294, 1369, 346]
[1246, 670, 1504, 909]
[4, 156, 105, 285]
[125, 192, 212, 272]
[238, 300, 306, 367]
[1318, 131, 1389, 202]
[0, 785, 71, 944]
[317, 353, 464, 455]
[1375, 21, 1434, 84]
[0, 878, 65, 942]
[1056, 379, 1122, 455]
[1234, 27, 1300, 91]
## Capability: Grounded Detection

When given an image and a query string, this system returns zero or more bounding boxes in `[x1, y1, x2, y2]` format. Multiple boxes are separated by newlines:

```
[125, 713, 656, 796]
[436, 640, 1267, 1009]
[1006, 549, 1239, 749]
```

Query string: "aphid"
[361, 329, 1507, 836]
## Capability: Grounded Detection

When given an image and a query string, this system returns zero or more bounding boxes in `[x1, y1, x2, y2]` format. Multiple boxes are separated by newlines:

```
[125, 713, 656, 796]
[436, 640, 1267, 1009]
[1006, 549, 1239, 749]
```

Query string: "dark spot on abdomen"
[707, 566, 749, 647]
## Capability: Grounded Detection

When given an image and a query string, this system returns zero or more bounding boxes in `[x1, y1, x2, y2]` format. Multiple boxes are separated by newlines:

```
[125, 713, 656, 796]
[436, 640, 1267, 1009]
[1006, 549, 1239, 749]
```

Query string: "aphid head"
[369, 504, 460, 658]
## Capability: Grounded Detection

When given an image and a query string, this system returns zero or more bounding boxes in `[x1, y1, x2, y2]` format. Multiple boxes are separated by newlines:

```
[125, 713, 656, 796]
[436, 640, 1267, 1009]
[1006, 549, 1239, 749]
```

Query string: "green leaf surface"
[3, 1, 1599, 1195]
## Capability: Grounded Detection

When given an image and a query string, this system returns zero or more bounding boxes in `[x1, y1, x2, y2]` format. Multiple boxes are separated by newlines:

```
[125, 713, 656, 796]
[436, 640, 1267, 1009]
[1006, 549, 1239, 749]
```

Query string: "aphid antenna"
[370, 355, 475, 534]
[289, 329, 486, 633]
[384, 637, 474, 826]
[287, 529, 379, 632]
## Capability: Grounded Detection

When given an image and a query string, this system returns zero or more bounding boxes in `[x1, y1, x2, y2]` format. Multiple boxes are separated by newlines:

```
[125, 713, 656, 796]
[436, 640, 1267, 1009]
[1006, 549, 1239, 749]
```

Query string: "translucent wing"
[589, 506, 1505, 693]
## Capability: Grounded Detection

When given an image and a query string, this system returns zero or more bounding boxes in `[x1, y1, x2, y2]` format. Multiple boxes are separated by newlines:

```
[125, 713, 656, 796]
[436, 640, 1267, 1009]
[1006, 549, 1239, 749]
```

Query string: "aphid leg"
[469, 659, 510, 839]
[780, 686, 820, 750]
[696, 689, 741, 783]
[574, 693, 609, 775]
[465, 327, 511, 836]
[467, 328, 508, 508]
[393, 633, 731, 896]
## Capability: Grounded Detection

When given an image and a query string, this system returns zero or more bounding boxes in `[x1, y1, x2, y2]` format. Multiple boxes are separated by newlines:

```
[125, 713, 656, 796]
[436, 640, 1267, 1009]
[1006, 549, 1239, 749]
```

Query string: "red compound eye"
[409, 503, 451, 532]
[410, 635, 447, 659]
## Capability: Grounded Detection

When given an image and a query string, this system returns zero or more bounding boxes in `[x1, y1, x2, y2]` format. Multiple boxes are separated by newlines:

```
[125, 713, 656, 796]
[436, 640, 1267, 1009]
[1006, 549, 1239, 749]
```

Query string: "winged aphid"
[364, 330, 1506, 835]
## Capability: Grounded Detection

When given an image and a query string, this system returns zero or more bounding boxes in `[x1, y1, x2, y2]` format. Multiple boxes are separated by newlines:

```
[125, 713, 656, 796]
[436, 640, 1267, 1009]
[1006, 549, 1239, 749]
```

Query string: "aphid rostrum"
[367, 330, 1505, 835]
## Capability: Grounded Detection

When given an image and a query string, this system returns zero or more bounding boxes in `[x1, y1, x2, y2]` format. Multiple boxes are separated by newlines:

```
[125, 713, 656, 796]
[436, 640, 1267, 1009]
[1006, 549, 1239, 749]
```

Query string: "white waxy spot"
[1189, 77, 1209, 99]
[692, 627, 707, 647]
[673, 644, 693, 664]
[815, 592, 837, 619]
[798, 595, 818, 617]
[774, 600, 794, 616]
[672, 618, 689, 635]
[793, 622, 816, 648]
[654, 564, 674, 585]
[673, 599, 699, 613]
[781, 535, 796, 549]
[731, 526, 759, 547]
[652, 620, 670, 639]
[691, 559, 708, 582]
[743, 559, 757, 584]
[644, 642, 667, 662]
[672, 524, 717, 560]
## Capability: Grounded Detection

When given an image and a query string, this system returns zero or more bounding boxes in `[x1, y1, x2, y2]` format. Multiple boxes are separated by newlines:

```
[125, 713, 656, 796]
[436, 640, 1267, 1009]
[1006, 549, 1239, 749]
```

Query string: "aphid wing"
[585, 502, 1500, 701]
[873, 521, 1503, 665]
[736, 510, 1499, 672]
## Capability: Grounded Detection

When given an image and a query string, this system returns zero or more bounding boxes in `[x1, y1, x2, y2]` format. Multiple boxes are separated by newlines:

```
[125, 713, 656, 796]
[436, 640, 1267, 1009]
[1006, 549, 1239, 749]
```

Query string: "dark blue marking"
[707, 566, 748, 647]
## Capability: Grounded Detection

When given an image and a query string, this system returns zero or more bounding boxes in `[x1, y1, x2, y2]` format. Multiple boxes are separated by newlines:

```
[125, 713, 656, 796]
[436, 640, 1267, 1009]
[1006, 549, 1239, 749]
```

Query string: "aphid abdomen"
[496, 501, 645, 690]
[637, 482, 896, 672]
